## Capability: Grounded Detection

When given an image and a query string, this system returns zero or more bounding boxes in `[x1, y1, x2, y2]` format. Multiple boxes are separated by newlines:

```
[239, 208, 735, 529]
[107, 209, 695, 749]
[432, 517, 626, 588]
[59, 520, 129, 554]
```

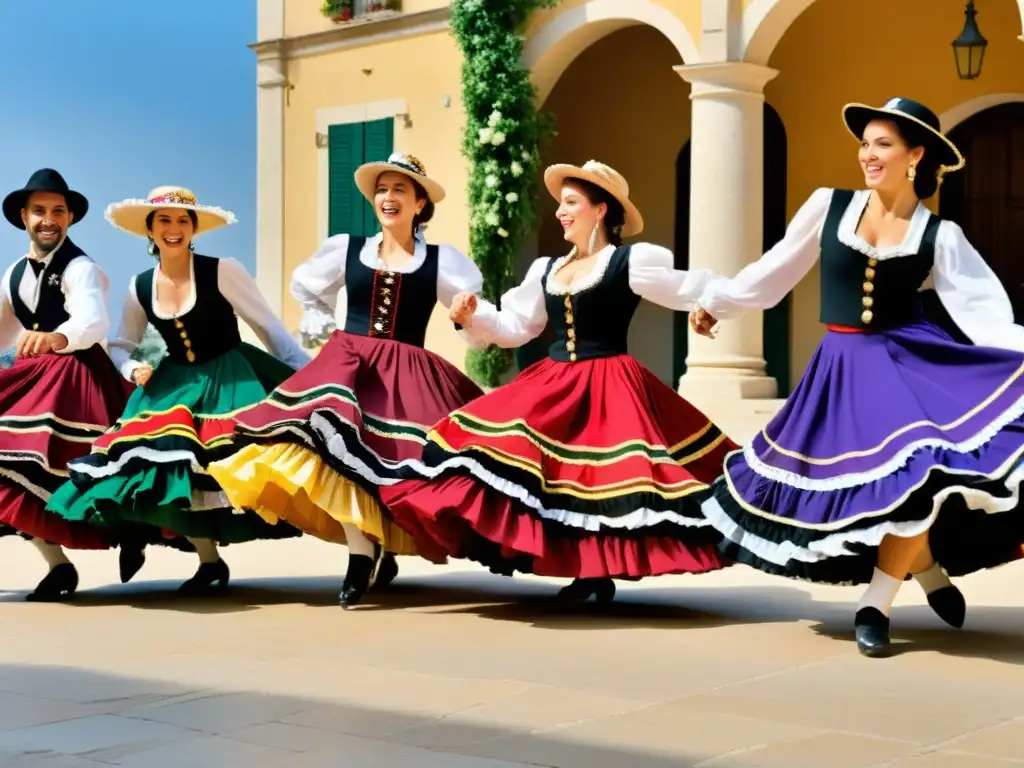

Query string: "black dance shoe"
[927, 585, 966, 629]
[178, 559, 230, 596]
[26, 563, 79, 602]
[556, 577, 616, 604]
[854, 607, 893, 658]
[118, 545, 146, 584]
[340, 545, 382, 610]
[372, 553, 399, 589]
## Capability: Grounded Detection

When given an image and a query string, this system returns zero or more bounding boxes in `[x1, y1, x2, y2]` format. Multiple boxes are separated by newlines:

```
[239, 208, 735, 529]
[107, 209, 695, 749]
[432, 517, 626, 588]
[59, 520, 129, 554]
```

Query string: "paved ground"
[2, 536, 1024, 767]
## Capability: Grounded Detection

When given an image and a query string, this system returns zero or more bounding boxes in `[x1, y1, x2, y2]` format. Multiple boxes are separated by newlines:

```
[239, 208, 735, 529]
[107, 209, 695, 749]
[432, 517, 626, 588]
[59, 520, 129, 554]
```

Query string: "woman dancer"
[47, 187, 309, 594]
[207, 153, 485, 608]
[379, 160, 737, 602]
[690, 98, 1024, 656]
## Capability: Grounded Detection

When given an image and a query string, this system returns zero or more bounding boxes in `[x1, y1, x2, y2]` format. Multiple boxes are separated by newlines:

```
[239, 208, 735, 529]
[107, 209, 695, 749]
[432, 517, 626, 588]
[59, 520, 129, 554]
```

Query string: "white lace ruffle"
[835, 189, 932, 261]
[543, 244, 615, 296]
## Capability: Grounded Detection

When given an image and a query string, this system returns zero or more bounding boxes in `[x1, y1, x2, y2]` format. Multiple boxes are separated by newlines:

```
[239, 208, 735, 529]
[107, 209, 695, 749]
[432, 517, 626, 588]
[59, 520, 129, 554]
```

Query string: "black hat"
[3, 168, 89, 230]
[842, 97, 964, 174]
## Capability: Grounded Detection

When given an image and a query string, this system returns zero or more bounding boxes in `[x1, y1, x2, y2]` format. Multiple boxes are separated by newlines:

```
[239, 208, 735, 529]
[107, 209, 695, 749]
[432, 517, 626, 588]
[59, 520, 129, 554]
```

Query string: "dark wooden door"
[940, 102, 1024, 321]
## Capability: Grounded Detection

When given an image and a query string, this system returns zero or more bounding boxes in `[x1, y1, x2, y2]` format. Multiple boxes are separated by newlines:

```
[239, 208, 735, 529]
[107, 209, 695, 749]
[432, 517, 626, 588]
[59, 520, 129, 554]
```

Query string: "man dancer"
[0, 168, 133, 600]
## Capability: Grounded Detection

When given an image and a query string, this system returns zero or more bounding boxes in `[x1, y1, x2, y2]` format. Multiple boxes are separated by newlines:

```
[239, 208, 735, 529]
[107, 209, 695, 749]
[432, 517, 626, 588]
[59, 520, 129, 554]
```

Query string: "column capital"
[674, 62, 778, 96]
[257, 55, 287, 89]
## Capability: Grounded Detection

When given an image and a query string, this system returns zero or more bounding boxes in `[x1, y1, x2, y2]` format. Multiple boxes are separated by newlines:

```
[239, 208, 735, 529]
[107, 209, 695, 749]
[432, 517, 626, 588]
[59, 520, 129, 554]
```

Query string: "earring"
[588, 223, 599, 255]
[146, 237, 157, 256]
[188, 241, 195, 253]
[907, 164, 917, 181]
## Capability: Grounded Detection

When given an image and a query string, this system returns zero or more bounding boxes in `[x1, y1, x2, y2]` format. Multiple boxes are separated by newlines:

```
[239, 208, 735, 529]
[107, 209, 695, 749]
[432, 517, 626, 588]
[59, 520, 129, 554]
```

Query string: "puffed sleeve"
[53, 258, 111, 354]
[932, 221, 1024, 351]
[108, 276, 149, 380]
[627, 242, 719, 311]
[436, 244, 484, 308]
[461, 257, 550, 349]
[219, 258, 311, 370]
[290, 234, 349, 347]
[698, 187, 833, 319]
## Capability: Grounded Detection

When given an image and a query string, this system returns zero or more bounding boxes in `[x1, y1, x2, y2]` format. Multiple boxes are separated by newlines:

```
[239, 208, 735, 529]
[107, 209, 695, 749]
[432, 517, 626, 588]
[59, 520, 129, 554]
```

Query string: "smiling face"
[555, 181, 607, 250]
[859, 118, 925, 194]
[374, 171, 425, 236]
[21, 191, 72, 254]
[148, 207, 196, 257]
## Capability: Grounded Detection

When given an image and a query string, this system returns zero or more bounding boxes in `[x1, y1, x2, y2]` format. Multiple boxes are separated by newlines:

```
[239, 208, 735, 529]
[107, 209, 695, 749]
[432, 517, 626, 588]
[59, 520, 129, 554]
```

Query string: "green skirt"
[46, 344, 302, 544]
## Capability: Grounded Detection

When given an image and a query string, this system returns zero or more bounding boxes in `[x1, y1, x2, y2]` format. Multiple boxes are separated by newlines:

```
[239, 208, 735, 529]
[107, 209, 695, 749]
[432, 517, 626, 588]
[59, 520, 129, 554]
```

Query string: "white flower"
[491, 131, 506, 146]
[510, 161, 523, 177]
[484, 174, 499, 188]
[521, 150, 531, 161]
[484, 211, 500, 227]
[488, 110, 502, 127]
[478, 127, 493, 144]
[505, 192, 519, 203]
[497, 228, 509, 238]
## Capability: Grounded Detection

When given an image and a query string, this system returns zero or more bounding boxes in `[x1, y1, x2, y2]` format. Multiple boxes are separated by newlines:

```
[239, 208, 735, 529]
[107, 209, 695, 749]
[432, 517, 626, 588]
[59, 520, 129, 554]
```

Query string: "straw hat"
[105, 186, 237, 238]
[842, 97, 964, 175]
[543, 160, 643, 237]
[354, 152, 445, 204]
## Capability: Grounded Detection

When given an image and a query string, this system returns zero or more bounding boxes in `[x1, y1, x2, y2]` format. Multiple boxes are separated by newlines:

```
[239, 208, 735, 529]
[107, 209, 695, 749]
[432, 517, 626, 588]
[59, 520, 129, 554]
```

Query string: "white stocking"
[342, 523, 375, 558]
[31, 539, 71, 570]
[186, 537, 220, 564]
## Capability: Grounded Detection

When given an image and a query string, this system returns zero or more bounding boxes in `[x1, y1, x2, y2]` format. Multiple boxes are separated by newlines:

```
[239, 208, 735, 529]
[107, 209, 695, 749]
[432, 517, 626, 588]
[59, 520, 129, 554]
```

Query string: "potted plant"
[321, 0, 354, 22]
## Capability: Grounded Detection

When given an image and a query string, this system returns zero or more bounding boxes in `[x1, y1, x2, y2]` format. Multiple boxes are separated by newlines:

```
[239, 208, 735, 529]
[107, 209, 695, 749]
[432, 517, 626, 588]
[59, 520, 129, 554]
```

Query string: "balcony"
[321, 0, 402, 25]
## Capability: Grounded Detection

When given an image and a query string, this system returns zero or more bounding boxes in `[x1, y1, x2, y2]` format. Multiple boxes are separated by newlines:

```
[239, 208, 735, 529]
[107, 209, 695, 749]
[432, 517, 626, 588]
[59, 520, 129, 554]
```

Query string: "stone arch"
[524, 0, 700, 104]
[939, 92, 1024, 131]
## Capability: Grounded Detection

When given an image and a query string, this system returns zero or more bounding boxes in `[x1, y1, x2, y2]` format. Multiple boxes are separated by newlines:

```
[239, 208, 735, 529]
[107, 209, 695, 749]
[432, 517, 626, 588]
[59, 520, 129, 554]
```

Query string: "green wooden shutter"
[361, 117, 395, 237]
[328, 122, 365, 237]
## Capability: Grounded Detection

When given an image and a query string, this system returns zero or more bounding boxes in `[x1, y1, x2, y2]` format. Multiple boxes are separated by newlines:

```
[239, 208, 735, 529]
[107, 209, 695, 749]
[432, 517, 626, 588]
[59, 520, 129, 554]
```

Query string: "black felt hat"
[842, 97, 964, 173]
[3, 168, 89, 230]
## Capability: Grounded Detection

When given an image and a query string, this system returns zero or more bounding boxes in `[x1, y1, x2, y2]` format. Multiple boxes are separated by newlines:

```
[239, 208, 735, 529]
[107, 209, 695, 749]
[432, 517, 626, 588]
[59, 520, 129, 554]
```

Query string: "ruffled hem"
[0, 481, 112, 549]
[207, 442, 423, 557]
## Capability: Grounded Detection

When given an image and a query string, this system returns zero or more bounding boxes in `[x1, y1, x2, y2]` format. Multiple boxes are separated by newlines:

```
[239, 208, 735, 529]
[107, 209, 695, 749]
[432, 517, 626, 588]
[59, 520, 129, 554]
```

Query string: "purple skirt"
[703, 319, 1024, 585]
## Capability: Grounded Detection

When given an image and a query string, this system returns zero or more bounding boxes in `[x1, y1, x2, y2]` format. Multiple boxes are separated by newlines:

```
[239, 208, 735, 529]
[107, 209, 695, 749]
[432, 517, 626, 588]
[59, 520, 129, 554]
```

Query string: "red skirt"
[0, 346, 132, 548]
[379, 355, 738, 579]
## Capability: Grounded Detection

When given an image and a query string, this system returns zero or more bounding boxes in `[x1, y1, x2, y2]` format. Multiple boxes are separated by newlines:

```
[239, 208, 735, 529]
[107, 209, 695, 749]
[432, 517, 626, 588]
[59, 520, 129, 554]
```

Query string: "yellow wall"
[766, 0, 1024, 386]
[527, 0, 701, 42]
[538, 26, 691, 383]
[285, 0, 449, 39]
[282, 29, 471, 367]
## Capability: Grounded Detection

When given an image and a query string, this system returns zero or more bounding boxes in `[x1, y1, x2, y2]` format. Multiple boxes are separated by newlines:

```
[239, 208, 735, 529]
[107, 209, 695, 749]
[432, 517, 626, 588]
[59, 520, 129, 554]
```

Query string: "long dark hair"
[890, 121, 943, 200]
[145, 209, 199, 257]
[565, 177, 626, 247]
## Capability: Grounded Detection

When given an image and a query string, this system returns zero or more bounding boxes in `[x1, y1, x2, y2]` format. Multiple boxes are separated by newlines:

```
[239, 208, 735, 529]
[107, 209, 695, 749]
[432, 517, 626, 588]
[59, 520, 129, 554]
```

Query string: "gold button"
[565, 313, 574, 324]
[567, 328, 576, 339]
[864, 267, 876, 280]
[566, 340, 576, 352]
[32, 323, 39, 330]
[186, 350, 196, 363]
[867, 257, 878, 267]
[174, 319, 184, 328]
[862, 296, 874, 308]
[563, 295, 572, 308]
[184, 339, 191, 348]
[179, 331, 187, 338]
[861, 310, 874, 324]
[862, 281, 874, 294]
[569, 353, 577, 362]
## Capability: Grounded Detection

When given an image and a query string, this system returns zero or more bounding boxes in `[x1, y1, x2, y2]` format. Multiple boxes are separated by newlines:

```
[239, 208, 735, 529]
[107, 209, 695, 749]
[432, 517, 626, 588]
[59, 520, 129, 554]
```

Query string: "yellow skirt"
[207, 442, 419, 555]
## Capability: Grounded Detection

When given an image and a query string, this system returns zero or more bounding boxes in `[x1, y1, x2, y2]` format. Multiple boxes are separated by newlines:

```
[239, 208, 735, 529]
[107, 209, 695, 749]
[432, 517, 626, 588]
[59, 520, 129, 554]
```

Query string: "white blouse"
[290, 231, 484, 341]
[110, 256, 311, 379]
[697, 188, 1024, 352]
[460, 242, 717, 349]
[0, 241, 110, 354]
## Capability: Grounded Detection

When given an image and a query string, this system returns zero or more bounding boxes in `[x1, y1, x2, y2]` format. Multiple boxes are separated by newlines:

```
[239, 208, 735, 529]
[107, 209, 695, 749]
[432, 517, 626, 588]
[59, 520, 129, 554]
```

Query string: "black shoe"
[927, 585, 966, 629]
[118, 546, 146, 584]
[340, 545, 381, 609]
[854, 607, 893, 658]
[556, 578, 616, 604]
[178, 559, 230, 596]
[26, 563, 79, 602]
[372, 553, 398, 590]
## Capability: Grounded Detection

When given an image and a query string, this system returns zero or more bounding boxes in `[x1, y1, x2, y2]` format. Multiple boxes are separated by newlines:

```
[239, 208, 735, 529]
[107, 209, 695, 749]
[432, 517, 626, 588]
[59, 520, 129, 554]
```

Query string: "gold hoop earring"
[907, 164, 917, 181]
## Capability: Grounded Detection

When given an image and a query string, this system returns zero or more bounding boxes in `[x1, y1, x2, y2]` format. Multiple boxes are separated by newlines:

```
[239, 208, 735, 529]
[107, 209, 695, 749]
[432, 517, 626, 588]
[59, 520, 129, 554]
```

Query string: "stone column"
[675, 61, 779, 404]
[255, 52, 287, 320]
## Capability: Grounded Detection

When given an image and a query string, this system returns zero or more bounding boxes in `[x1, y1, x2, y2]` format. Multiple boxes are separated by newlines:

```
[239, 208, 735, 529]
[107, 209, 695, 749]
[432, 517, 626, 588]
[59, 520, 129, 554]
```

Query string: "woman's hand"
[131, 364, 154, 387]
[449, 291, 479, 328]
[689, 306, 718, 339]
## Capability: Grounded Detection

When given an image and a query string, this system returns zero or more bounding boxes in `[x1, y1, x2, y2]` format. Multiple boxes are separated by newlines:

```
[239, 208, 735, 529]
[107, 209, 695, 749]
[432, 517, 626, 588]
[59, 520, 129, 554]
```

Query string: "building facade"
[254, 0, 1024, 439]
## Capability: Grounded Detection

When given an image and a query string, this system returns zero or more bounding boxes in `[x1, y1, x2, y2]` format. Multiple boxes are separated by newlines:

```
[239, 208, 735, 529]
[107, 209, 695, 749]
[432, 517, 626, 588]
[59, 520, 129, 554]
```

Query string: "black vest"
[342, 235, 439, 347]
[543, 245, 641, 362]
[135, 254, 241, 365]
[8, 238, 88, 333]
[819, 189, 938, 330]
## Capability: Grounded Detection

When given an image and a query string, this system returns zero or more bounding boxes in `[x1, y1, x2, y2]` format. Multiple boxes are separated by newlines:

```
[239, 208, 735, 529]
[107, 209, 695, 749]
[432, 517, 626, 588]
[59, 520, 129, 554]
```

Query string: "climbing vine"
[451, 0, 557, 387]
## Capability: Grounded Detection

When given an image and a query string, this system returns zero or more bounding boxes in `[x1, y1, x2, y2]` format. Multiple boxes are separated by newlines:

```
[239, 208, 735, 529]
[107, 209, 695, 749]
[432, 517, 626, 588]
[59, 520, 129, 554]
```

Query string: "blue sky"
[0, 0, 256, 325]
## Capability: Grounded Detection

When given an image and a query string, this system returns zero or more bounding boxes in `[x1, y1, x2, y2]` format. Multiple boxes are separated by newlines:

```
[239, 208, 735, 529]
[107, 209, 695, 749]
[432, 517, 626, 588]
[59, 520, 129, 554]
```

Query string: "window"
[327, 117, 395, 237]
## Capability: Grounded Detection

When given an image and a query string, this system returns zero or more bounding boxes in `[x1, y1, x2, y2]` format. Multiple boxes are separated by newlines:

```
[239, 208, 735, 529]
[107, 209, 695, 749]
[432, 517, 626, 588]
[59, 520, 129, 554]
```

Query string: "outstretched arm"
[453, 257, 550, 350]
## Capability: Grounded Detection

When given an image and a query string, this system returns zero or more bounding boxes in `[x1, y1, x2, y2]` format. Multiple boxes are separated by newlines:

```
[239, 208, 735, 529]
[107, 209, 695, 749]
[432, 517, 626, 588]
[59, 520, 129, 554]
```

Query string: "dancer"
[691, 98, 1024, 656]
[0, 168, 133, 600]
[207, 153, 485, 608]
[379, 160, 737, 602]
[47, 186, 309, 594]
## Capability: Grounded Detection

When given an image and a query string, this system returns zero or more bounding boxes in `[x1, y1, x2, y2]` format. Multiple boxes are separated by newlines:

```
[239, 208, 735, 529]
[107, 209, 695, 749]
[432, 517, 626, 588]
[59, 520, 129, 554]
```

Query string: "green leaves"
[451, 0, 557, 387]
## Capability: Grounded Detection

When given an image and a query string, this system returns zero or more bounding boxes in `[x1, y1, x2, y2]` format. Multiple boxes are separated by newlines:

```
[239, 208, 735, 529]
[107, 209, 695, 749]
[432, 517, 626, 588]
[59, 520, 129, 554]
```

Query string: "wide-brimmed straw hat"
[842, 97, 964, 175]
[105, 186, 237, 238]
[354, 152, 445, 204]
[543, 160, 643, 237]
[3, 168, 88, 230]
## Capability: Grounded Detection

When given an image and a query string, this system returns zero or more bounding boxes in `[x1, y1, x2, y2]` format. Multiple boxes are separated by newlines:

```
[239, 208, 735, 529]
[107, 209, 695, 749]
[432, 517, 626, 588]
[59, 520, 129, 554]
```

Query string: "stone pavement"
[2, 536, 1024, 767]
